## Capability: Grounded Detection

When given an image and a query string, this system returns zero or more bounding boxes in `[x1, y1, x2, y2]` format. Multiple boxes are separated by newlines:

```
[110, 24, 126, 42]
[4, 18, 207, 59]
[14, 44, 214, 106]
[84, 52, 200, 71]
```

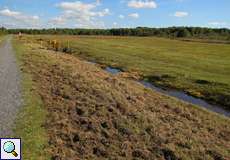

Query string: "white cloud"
[49, 17, 66, 25]
[174, 11, 189, 17]
[98, 8, 110, 17]
[53, 1, 110, 28]
[1, 21, 18, 28]
[74, 21, 105, 28]
[119, 14, 125, 19]
[128, 13, 139, 19]
[0, 9, 39, 21]
[0, 9, 20, 17]
[128, 0, 157, 9]
[0, 9, 40, 28]
[57, 1, 96, 12]
[96, 0, 101, 5]
[208, 21, 229, 28]
[208, 21, 227, 26]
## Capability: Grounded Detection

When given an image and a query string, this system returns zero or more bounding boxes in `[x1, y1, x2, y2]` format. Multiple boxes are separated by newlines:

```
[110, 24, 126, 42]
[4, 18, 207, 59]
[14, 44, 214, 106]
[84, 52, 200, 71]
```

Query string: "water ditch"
[87, 61, 230, 118]
[140, 81, 230, 117]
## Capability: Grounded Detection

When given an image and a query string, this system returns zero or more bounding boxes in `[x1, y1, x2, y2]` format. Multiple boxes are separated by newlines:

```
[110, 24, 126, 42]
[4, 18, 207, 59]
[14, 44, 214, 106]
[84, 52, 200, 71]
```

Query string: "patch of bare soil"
[20, 41, 230, 160]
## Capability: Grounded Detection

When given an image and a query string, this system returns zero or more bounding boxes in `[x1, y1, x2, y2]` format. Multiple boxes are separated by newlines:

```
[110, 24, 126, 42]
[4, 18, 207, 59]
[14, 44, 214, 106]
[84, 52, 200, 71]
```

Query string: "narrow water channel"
[140, 81, 230, 117]
[103, 66, 230, 118]
[105, 67, 122, 74]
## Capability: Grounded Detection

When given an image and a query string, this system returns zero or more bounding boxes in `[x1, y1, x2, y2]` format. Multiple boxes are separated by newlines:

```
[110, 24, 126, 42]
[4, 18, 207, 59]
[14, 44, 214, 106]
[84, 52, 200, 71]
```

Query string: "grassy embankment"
[28, 35, 230, 109]
[12, 36, 230, 160]
[12, 38, 50, 159]
[0, 35, 6, 42]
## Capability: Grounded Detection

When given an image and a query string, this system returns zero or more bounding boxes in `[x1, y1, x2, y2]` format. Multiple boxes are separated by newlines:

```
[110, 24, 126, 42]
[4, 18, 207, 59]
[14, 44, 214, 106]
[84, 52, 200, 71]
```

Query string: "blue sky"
[0, 0, 229, 29]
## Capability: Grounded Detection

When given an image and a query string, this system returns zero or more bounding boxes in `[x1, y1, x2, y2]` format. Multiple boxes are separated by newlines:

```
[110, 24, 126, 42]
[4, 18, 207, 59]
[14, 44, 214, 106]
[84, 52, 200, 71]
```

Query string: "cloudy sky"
[0, 0, 229, 29]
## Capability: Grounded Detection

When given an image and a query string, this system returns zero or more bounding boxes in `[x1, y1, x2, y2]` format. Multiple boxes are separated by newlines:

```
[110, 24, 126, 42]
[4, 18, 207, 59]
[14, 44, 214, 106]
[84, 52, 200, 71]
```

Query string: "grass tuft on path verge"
[12, 38, 50, 160]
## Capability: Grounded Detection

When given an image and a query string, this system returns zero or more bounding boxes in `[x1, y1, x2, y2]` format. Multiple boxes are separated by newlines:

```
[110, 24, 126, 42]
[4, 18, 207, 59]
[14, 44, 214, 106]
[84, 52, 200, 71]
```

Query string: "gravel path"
[0, 37, 22, 137]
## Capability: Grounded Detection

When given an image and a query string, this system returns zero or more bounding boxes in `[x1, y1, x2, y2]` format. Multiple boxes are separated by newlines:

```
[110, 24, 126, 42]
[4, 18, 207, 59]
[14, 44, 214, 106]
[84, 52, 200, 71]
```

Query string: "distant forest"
[1, 27, 230, 40]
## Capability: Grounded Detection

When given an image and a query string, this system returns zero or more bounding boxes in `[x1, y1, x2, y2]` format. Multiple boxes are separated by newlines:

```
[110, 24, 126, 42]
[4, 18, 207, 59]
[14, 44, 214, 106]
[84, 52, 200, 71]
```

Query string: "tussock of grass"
[13, 39, 50, 160]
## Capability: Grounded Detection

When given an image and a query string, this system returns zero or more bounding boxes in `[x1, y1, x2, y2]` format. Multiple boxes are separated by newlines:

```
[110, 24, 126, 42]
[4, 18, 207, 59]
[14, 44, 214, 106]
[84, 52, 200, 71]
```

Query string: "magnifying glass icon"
[3, 141, 18, 157]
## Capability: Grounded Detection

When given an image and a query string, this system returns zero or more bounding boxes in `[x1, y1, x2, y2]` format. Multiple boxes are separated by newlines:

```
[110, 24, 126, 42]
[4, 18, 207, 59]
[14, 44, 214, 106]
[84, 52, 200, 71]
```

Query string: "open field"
[13, 36, 230, 159]
[179, 38, 230, 44]
[26, 35, 230, 109]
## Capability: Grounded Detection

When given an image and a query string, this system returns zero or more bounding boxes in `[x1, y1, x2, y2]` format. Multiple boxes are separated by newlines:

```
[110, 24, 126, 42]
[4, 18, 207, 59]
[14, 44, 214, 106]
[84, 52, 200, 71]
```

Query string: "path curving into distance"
[0, 37, 22, 137]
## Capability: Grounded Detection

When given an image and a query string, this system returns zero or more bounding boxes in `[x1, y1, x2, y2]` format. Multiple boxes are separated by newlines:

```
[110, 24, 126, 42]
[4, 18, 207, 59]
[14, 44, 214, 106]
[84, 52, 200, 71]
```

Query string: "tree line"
[1, 27, 230, 40]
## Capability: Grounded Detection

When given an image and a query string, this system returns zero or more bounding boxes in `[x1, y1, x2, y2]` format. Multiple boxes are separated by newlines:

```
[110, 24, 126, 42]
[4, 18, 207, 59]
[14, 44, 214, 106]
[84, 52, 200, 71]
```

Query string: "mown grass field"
[28, 35, 230, 109]
[13, 36, 230, 160]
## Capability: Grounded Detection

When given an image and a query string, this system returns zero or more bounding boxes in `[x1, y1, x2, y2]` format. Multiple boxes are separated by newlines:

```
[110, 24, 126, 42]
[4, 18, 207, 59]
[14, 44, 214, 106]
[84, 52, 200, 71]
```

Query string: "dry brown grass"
[15, 37, 230, 160]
